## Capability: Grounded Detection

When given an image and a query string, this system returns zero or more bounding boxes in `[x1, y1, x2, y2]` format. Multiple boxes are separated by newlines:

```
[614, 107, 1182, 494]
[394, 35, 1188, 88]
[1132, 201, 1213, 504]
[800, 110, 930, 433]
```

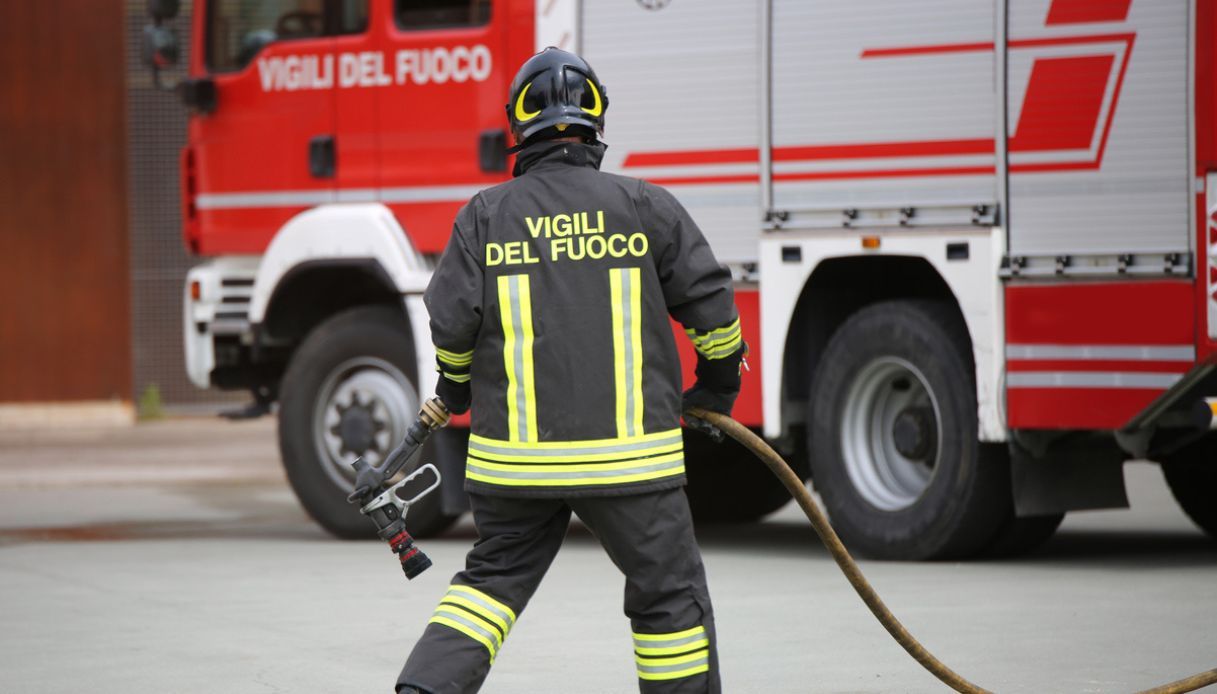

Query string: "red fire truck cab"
[144, 0, 1217, 559]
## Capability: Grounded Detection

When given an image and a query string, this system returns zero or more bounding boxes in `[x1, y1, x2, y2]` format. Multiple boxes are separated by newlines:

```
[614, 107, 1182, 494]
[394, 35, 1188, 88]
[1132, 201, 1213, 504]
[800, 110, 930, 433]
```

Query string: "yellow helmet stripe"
[581, 78, 603, 117]
[514, 82, 540, 122]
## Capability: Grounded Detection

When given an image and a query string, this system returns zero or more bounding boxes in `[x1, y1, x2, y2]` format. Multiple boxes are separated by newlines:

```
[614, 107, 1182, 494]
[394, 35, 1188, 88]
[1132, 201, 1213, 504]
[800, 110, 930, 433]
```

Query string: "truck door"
[1003, 0, 1190, 270]
[376, 0, 508, 254]
[763, 0, 999, 229]
[191, 0, 368, 253]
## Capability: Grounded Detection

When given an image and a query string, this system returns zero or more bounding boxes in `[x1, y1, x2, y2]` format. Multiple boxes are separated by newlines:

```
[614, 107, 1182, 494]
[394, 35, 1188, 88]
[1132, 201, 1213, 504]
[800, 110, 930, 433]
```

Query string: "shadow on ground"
[2, 483, 1213, 573]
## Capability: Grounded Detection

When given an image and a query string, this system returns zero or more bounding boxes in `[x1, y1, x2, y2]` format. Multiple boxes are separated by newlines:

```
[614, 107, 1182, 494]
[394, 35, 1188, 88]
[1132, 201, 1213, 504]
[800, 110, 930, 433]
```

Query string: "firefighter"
[398, 47, 746, 694]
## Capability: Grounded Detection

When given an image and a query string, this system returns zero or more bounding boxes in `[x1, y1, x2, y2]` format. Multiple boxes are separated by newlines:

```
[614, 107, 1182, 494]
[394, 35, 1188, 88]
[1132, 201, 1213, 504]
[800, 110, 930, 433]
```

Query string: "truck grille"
[213, 277, 254, 335]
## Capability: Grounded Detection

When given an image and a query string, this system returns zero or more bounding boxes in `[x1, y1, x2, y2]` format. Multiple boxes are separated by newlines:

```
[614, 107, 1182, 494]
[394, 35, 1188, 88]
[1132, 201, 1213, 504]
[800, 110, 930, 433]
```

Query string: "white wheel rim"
[312, 357, 417, 491]
[840, 357, 941, 511]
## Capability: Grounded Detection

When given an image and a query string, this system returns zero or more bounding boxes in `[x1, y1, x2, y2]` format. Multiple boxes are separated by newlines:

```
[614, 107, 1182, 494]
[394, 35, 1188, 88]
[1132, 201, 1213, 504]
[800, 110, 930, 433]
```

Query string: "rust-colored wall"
[0, 1, 132, 402]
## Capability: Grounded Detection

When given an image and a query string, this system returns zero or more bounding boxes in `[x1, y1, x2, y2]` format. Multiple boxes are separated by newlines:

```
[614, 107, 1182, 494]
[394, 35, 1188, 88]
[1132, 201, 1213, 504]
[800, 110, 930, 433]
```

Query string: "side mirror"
[143, 0, 181, 91]
[147, 0, 181, 21]
[141, 24, 180, 71]
[478, 129, 508, 173]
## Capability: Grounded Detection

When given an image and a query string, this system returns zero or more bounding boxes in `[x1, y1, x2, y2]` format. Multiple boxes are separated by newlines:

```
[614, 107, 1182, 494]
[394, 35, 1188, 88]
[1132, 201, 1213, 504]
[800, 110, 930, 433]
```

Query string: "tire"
[1161, 434, 1217, 540]
[683, 428, 792, 523]
[278, 305, 461, 539]
[807, 300, 1008, 560]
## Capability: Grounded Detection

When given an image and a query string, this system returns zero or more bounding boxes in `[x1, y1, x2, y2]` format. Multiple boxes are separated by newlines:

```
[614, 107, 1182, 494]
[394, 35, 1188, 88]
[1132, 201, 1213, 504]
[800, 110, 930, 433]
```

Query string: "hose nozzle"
[419, 397, 451, 431]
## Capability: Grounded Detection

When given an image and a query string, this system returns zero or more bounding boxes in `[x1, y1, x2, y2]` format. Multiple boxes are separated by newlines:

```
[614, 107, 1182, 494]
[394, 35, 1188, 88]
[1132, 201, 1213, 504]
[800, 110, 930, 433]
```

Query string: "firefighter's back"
[444, 138, 738, 498]
[473, 142, 682, 436]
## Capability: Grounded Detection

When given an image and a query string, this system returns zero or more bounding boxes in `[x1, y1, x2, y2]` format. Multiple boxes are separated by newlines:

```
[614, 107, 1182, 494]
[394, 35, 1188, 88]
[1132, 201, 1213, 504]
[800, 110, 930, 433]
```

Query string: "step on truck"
[142, 0, 1217, 558]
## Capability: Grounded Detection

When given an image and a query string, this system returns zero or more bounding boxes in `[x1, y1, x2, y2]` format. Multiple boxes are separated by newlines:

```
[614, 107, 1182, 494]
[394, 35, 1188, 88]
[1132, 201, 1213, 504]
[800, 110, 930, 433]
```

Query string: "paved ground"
[0, 417, 1214, 694]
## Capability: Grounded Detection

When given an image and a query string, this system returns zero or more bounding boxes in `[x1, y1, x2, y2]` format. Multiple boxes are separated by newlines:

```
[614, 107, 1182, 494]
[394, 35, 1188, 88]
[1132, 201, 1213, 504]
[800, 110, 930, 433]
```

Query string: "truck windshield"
[395, 0, 490, 30]
[206, 0, 368, 72]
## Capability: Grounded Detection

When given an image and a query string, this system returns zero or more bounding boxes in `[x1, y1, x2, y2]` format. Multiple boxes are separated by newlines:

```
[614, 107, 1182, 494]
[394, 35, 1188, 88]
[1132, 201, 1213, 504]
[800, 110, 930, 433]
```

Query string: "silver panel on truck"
[1005, 0, 1190, 258]
[583, 0, 762, 264]
[769, 0, 999, 216]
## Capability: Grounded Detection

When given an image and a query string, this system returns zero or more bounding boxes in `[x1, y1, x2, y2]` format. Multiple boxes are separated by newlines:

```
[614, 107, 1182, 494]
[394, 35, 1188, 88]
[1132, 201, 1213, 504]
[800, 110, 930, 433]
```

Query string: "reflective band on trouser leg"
[497, 275, 538, 442]
[610, 268, 644, 438]
[465, 429, 686, 488]
[633, 625, 711, 681]
[685, 318, 741, 360]
[427, 583, 518, 663]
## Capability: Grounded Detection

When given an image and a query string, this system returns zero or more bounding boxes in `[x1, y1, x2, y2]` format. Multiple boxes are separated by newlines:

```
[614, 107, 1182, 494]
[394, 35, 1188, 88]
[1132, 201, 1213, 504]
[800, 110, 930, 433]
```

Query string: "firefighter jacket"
[424, 140, 741, 498]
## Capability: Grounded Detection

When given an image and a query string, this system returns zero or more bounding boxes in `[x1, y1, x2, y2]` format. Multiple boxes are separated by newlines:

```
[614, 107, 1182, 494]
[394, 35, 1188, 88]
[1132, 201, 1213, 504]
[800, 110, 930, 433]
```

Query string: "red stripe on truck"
[1045, 0, 1132, 26]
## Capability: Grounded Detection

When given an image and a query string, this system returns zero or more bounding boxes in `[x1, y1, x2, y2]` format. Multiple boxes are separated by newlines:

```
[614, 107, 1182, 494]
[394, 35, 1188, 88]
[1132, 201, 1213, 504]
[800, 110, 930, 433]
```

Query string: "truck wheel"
[683, 428, 791, 523]
[278, 305, 461, 539]
[807, 300, 1007, 560]
[1160, 434, 1217, 540]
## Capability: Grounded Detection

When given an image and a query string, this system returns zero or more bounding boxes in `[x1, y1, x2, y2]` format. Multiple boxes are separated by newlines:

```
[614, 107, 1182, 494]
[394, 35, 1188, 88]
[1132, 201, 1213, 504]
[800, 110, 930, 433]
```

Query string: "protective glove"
[682, 341, 747, 442]
[435, 375, 471, 415]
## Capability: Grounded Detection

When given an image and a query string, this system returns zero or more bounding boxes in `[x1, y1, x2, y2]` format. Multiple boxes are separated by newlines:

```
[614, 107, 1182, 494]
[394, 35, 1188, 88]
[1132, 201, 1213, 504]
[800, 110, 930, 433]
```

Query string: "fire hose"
[684, 406, 1217, 694]
[352, 399, 1217, 692]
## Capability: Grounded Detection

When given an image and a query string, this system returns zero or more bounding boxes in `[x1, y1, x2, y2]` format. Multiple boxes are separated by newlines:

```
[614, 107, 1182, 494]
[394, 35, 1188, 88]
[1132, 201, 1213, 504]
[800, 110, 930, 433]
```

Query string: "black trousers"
[398, 487, 720, 694]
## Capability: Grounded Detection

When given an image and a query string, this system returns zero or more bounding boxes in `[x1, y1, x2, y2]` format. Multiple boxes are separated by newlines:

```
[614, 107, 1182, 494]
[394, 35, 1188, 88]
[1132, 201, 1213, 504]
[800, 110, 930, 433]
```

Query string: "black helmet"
[505, 47, 608, 146]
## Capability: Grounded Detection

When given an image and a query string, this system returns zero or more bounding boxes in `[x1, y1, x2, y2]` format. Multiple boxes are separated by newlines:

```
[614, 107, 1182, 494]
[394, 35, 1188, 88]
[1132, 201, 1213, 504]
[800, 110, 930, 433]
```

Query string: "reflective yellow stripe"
[611, 268, 643, 437]
[697, 326, 741, 352]
[498, 275, 538, 442]
[469, 451, 683, 473]
[468, 441, 683, 464]
[433, 605, 503, 649]
[634, 637, 710, 657]
[429, 614, 499, 660]
[467, 429, 683, 463]
[467, 428, 686, 485]
[633, 626, 706, 642]
[499, 276, 519, 439]
[441, 595, 510, 635]
[426, 584, 516, 662]
[686, 318, 739, 345]
[686, 318, 742, 360]
[633, 624, 711, 681]
[466, 463, 684, 488]
[637, 637, 710, 652]
[637, 663, 710, 681]
[469, 429, 680, 450]
[440, 370, 471, 384]
[611, 270, 628, 437]
[635, 649, 710, 667]
[633, 625, 709, 655]
[447, 584, 517, 626]
[700, 335, 742, 359]
[628, 270, 644, 436]
[435, 346, 474, 367]
[518, 276, 538, 441]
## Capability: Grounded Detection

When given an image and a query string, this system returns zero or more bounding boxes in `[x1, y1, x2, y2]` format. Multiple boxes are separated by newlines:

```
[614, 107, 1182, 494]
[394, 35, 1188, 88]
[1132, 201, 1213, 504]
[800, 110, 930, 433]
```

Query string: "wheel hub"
[840, 357, 942, 511]
[892, 406, 935, 460]
[313, 358, 417, 491]
[332, 393, 386, 457]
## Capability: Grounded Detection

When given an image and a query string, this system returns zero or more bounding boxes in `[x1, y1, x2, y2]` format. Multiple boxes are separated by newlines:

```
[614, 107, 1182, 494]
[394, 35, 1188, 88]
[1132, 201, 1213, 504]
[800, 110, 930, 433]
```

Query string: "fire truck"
[142, 0, 1217, 559]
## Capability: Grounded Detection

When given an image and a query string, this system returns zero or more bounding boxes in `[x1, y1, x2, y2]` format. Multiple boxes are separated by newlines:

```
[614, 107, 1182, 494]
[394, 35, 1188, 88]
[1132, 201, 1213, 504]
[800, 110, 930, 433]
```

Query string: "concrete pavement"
[0, 417, 1214, 693]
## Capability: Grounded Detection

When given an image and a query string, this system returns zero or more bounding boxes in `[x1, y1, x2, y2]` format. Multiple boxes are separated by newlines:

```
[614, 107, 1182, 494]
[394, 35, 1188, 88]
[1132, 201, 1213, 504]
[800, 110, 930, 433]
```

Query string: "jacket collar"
[512, 140, 607, 177]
